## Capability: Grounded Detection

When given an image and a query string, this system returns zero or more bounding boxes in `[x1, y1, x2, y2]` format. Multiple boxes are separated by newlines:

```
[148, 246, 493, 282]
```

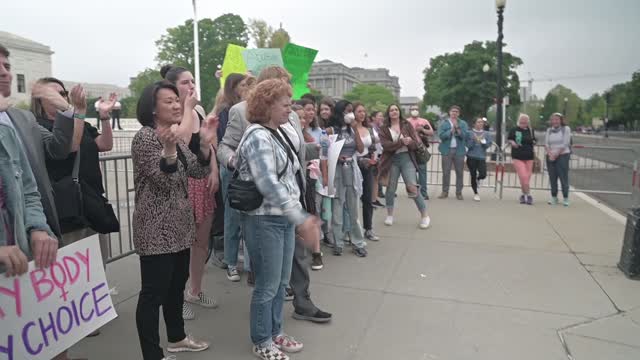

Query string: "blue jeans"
[221, 166, 250, 271]
[386, 152, 427, 213]
[241, 214, 295, 346]
[417, 162, 428, 198]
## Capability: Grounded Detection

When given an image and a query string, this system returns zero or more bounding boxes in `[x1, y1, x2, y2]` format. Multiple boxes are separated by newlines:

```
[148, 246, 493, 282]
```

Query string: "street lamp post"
[563, 97, 568, 116]
[192, 0, 201, 101]
[495, 0, 506, 151]
[604, 91, 611, 138]
[482, 63, 490, 116]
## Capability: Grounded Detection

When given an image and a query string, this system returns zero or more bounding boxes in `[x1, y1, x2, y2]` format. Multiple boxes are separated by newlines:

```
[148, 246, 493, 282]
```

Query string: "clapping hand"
[199, 114, 219, 146]
[68, 85, 88, 115]
[157, 125, 180, 154]
[97, 92, 117, 119]
[401, 136, 413, 146]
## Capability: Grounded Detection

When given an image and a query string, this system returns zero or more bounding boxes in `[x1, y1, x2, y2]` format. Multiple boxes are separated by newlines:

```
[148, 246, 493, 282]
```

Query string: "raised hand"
[199, 114, 219, 146]
[69, 85, 87, 114]
[32, 83, 70, 112]
[157, 125, 179, 154]
[184, 90, 198, 112]
[98, 92, 118, 119]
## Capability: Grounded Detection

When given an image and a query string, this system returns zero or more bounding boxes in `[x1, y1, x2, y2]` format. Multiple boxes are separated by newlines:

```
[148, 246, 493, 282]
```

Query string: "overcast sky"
[3, 0, 639, 99]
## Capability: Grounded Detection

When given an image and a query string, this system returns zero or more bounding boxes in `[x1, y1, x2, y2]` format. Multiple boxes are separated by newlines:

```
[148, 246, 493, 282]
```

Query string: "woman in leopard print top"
[131, 81, 216, 359]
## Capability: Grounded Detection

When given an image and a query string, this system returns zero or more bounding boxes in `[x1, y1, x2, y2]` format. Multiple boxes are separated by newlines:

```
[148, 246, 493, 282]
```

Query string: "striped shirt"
[236, 125, 307, 225]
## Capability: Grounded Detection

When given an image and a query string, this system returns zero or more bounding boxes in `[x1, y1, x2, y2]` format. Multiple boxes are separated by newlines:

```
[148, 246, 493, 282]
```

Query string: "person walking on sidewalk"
[378, 104, 431, 229]
[437, 105, 469, 200]
[407, 104, 434, 200]
[545, 113, 572, 207]
[465, 117, 492, 201]
[508, 114, 537, 205]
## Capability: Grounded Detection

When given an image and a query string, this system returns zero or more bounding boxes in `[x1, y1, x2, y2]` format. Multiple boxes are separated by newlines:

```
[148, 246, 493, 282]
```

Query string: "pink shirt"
[408, 117, 431, 130]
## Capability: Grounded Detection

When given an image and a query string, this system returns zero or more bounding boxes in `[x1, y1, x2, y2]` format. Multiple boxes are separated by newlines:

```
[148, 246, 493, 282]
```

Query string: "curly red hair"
[246, 79, 292, 124]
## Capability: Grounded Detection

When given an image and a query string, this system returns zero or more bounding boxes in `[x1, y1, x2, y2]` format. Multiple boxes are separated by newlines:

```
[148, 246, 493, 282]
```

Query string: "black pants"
[359, 162, 374, 231]
[136, 249, 189, 360]
[466, 158, 487, 194]
[111, 110, 121, 129]
[210, 173, 225, 253]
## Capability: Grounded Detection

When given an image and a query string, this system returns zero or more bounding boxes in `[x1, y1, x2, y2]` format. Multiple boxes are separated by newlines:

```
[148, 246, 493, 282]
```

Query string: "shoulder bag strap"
[72, 147, 81, 183]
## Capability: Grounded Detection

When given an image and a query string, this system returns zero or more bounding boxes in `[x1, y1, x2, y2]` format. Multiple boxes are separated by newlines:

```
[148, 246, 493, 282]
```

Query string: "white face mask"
[344, 112, 355, 124]
[410, 110, 419, 118]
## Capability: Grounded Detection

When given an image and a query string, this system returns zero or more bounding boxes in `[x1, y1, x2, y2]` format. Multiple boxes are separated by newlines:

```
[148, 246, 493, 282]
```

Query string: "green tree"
[542, 85, 585, 127]
[268, 25, 290, 49]
[541, 92, 559, 122]
[613, 71, 640, 129]
[423, 40, 523, 120]
[155, 14, 249, 112]
[344, 84, 397, 113]
[128, 68, 162, 99]
[584, 93, 606, 124]
[248, 19, 273, 48]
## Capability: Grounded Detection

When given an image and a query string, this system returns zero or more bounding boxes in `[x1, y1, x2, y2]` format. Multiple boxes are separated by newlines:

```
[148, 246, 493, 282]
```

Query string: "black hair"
[297, 98, 319, 129]
[160, 64, 189, 84]
[300, 93, 316, 105]
[136, 80, 180, 127]
[329, 99, 352, 130]
[0, 44, 9, 57]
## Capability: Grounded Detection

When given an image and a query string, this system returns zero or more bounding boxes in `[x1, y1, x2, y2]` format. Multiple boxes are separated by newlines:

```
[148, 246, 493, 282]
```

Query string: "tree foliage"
[268, 26, 291, 49]
[248, 19, 273, 48]
[423, 41, 523, 121]
[344, 84, 397, 113]
[154, 14, 249, 112]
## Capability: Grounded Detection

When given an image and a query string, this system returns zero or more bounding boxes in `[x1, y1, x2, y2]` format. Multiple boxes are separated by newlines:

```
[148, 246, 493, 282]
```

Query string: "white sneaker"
[185, 290, 218, 308]
[473, 194, 481, 202]
[182, 302, 195, 320]
[419, 216, 431, 229]
[384, 216, 394, 226]
[167, 334, 209, 353]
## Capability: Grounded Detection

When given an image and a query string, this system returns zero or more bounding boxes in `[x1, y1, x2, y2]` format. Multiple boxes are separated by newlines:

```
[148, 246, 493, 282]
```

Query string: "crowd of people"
[0, 41, 574, 360]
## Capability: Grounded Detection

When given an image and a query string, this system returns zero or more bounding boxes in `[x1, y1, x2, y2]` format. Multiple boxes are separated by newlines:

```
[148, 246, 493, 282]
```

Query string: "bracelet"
[73, 113, 86, 120]
[161, 149, 178, 160]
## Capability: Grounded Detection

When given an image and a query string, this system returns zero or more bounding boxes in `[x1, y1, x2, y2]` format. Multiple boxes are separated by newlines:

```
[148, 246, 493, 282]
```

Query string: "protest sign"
[242, 48, 284, 77]
[221, 44, 247, 88]
[0, 236, 117, 360]
[282, 43, 318, 99]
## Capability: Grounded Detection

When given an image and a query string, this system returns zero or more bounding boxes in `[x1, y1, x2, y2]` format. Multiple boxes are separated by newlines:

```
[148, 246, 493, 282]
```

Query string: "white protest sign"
[0, 236, 117, 360]
[327, 137, 344, 197]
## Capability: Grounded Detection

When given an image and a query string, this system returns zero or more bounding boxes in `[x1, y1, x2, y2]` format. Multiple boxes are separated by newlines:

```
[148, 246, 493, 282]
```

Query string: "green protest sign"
[221, 44, 247, 88]
[282, 43, 318, 99]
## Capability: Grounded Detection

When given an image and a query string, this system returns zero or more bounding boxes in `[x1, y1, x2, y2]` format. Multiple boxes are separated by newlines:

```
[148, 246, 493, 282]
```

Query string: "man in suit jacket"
[218, 66, 331, 323]
[1, 44, 74, 242]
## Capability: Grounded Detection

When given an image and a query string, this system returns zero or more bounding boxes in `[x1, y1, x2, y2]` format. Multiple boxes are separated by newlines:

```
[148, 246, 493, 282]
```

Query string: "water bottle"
[320, 130, 329, 160]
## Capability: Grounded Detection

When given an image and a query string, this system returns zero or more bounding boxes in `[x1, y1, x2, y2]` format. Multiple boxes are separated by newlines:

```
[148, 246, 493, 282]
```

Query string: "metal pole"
[192, 0, 201, 101]
[495, 5, 505, 153]
[604, 92, 610, 138]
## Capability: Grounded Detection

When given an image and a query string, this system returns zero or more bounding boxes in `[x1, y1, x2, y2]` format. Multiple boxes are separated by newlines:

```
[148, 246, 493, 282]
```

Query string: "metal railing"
[99, 153, 136, 263]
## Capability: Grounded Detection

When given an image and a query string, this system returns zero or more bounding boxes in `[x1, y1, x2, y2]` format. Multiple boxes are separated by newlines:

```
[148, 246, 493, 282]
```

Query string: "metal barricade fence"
[99, 153, 136, 263]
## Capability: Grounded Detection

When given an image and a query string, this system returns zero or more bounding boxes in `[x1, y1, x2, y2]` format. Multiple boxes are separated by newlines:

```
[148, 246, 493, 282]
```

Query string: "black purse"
[228, 128, 289, 211]
[53, 149, 120, 234]
[53, 149, 86, 232]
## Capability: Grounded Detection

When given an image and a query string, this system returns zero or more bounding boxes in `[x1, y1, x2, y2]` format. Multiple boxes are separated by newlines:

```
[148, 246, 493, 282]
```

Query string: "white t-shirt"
[448, 119, 457, 148]
[390, 127, 408, 153]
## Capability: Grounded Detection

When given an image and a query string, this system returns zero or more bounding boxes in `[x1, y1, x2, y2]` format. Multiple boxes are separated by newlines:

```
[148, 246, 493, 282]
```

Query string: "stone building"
[309, 59, 401, 99]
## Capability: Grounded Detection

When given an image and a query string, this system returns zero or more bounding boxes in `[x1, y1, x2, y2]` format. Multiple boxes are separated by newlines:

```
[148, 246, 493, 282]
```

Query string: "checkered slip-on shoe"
[253, 343, 289, 360]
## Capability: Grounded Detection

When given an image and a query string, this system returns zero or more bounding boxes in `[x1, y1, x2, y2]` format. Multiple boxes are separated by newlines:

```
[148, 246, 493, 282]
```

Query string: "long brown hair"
[31, 77, 67, 120]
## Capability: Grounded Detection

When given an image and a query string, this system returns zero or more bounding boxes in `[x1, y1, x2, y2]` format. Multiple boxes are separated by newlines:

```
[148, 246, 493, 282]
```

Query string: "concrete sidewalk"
[70, 188, 640, 360]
